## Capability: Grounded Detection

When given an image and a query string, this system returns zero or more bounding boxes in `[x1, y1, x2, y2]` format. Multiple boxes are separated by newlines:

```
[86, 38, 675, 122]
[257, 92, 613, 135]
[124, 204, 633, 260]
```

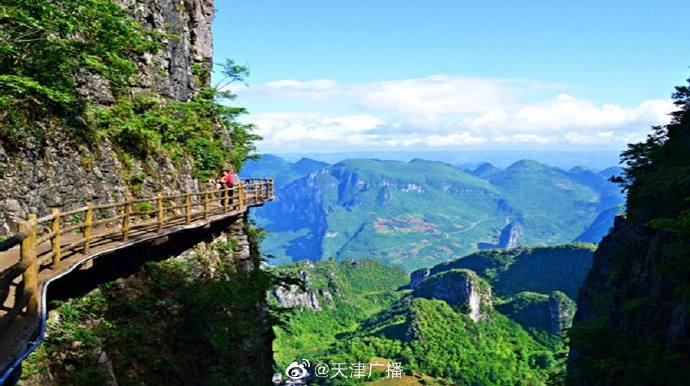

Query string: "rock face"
[272, 267, 336, 311]
[567, 217, 690, 384]
[0, 135, 200, 234]
[0, 0, 274, 383]
[498, 222, 523, 249]
[412, 269, 492, 322]
[111, 0, 214, 101]
[409, 268, 431, 289]
[568, 83, 690, 384]
[548, 290, 575, 335]
[273, 285, 321, 311]
[0, 0, 214, 234]
[478, 221, 522, 250]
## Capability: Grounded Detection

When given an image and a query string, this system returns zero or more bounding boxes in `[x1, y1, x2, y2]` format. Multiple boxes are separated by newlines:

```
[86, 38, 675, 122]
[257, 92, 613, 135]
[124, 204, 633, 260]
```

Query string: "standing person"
[219, 169, 235, 208]
[220, 169, 234, 188]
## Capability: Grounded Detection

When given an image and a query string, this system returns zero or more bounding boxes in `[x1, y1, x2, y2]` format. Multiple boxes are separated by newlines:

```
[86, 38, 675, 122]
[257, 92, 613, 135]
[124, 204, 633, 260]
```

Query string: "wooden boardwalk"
[0, 179, 274, 380]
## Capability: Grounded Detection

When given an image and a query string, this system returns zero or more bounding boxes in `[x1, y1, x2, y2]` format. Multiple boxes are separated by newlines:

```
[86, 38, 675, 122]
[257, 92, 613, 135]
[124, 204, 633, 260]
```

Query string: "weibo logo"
[285, 359, 310, 380]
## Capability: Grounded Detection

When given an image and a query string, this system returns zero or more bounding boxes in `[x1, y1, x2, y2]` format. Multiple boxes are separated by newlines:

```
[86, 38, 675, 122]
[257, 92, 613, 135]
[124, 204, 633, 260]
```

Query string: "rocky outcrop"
[494, 290, 576, 336]
[273, 279, 322, 312]
[478, 221, 522, 250]
[412, 269, 492, 322]
[548, 291, 575, 335]
[499, 222, 522, 249]
[409, 268, 431, 289]
[272, 267, 337, 311]
[2, 0, 276, 383]
[87, 0, 214, 103]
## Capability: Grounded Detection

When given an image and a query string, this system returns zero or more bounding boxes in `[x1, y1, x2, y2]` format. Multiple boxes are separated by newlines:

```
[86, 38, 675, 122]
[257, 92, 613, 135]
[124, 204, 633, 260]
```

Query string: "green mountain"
[270, 259, 409, 370]
[255, 157, 620, 270]
[272, 244, 594, 385]
[567, 79, 690, 384]
[241, 154, 329, 188]
[423, 243, 596, 299]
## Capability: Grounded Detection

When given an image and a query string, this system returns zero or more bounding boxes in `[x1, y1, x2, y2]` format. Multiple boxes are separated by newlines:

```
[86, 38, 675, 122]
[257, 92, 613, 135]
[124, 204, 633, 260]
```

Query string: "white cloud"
[231, 75, 675, 152]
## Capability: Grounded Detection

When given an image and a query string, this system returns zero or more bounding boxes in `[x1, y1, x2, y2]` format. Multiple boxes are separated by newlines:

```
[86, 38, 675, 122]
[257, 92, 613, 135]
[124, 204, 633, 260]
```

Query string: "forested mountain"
[248, 156, 621, 270]
[568, 79, 690, 385]
[241, 154, 328, 189]
[271, 244, 594, 385]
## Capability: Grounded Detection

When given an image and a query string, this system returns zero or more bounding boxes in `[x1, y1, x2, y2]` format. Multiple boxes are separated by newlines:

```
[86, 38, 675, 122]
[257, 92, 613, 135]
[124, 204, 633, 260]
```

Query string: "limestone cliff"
[567, 80, 690, 385]
[104, 0, 214, 102]
[412, 269, 492, 322]
[272, 267, 325, 311]
[1, 0, 275, 384]
[0, 0, 214, 233]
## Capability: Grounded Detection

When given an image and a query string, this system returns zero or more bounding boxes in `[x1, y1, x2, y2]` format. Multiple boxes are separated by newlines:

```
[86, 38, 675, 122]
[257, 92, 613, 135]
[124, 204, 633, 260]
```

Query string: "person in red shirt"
[220, 169, 234, 188]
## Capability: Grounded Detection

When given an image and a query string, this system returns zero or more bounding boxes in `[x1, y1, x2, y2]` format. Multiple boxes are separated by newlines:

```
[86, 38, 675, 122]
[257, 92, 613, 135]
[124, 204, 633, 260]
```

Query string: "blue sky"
[212, 0, 690, 153]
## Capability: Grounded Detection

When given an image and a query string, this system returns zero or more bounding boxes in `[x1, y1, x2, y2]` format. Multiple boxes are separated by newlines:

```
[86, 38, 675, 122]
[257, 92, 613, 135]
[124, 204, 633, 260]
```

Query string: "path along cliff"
[1, 0, 275, 384]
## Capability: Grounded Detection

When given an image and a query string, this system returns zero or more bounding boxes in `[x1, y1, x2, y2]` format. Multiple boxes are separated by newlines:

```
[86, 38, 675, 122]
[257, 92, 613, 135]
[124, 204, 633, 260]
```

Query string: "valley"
[271, 244, 595, 385]
[244, 155, 623, 270]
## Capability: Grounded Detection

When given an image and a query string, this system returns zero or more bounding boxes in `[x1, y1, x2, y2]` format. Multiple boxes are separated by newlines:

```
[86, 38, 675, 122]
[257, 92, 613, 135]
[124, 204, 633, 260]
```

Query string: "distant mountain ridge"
[248, 155, 622, 270]
[274, 149, 621, 170]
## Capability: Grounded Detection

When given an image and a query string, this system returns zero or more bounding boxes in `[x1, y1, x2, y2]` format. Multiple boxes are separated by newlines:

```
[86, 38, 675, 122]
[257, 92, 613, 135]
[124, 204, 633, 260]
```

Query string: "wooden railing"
[3, 178, 274, 322]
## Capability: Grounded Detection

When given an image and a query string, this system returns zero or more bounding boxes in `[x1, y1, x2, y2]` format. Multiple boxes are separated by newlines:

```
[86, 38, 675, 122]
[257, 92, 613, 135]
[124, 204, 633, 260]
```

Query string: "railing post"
[203, 190, 209, 219]
[20, 214, 38, 314]
[78, 203, 94, 270]
[83, 202, 93, 255]
[122, 193, 131, 241]
[239, 183, 245, 211]
[51, 209, 61, 267]
[185, 192, 191, 224]
[223, 187, 229, 212]
[157, 194, 164, 231]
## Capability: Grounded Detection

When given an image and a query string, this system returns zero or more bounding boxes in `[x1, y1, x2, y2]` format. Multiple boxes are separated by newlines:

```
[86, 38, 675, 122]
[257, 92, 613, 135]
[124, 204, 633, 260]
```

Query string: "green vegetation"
[273, 245, 586, 385]
[329, 299, 557, 385]
[428, 243, 596, 299]
[242, 154, 329, 188]
[0, 0, 157, 143]
[88, 86, 258, 179]
[22, 240, 275, 385]
[254, 157, 620, 270]
[0, 1, 259, 178]
[567, 78, 690, 384]
[271, 259, 408, 368]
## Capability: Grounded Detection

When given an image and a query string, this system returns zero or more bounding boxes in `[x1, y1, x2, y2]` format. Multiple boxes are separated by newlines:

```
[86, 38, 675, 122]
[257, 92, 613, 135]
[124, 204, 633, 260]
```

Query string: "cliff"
[1, 0, 273, 384]
[412, 268, 492, 322]
[568, 80, 690, 385]
[0, 0, 215, 233]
